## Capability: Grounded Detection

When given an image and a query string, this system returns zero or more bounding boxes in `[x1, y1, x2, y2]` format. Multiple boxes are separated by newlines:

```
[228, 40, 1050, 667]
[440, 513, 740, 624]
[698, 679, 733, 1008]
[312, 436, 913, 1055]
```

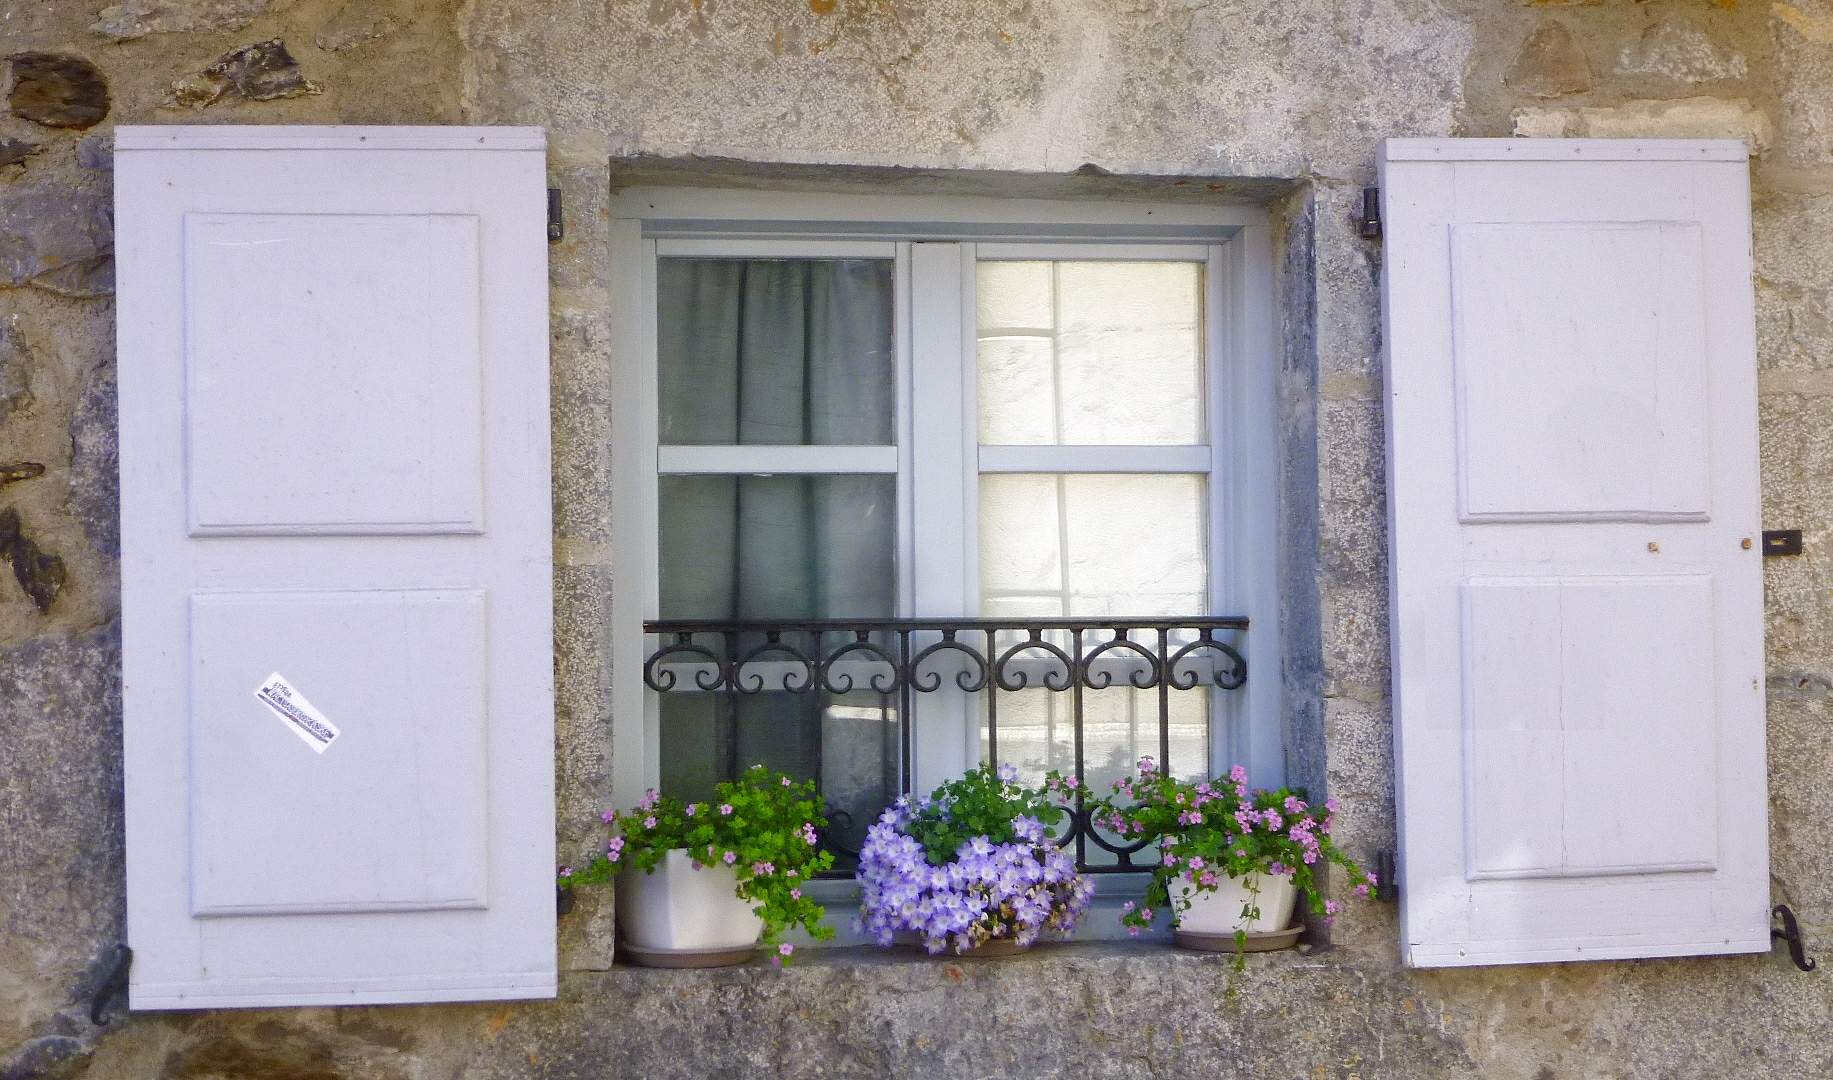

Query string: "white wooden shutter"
[117, 126, 556, 1007]
[1379, 139, 1768, 967]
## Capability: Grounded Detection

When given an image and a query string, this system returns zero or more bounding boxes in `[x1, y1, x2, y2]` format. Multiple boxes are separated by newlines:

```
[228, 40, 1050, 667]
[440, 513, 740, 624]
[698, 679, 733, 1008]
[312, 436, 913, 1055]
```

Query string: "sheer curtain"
[655, 258, 897, 856]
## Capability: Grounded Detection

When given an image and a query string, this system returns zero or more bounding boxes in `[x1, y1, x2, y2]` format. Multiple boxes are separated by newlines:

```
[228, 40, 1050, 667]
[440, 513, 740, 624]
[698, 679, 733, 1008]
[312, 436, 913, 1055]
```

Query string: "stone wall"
[3, 1, 1831, 1077]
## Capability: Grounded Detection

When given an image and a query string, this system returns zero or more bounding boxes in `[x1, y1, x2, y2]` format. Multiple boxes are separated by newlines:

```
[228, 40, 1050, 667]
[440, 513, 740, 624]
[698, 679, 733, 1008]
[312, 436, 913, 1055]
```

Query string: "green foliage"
[559, 765, 835, 957]
[903, 763, 1069, 865]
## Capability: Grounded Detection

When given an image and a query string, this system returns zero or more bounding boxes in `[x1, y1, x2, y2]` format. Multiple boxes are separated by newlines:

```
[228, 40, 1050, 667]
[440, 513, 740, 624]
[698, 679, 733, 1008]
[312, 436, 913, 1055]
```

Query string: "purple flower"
[685, 804, 698, 817]
[719, 803, 735, 816]
[642, 816, 658, 830]
[559, 866, 573, 878]
[723, 850, 737, 865]
[996, 763, 1019, 783]
[778, 943, 794, 957]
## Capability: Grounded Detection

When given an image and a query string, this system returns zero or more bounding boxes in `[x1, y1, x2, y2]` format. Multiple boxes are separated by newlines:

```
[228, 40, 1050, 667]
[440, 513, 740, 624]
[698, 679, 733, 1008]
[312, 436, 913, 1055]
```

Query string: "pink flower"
[600, 809, 617, 824]
[1365, 871, 1379, 886]
[778, 943, 794, 957]
[1284, 796, 1306, 814]
[559, 866, 573, 878]
[1122, 900, 1136, 913]
[781, 776, 792, 786]
[685, 804, 698, 817]
[1187, 856, 1205, 871]
[1354, 883, 1371, 898]
[642, 816, 657, 830]
[1324, 798, 1341, 814]
[790, 888, 802, 900]
[1199, 871, 1217, 888]
[1325, 900, 1341, 916]
[719, 803, 735, 816]
[1228, 764, 1248, 785]
[722, 850, 737, 865]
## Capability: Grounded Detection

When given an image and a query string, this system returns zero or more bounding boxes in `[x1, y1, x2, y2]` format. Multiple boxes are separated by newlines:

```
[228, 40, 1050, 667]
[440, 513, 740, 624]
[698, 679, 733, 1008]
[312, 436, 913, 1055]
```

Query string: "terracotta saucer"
[1171, 924, 1304, 953]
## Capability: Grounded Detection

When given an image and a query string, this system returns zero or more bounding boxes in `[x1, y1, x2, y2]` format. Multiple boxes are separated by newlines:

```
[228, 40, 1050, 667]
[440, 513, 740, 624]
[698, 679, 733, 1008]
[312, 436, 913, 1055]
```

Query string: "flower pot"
[616, 849, 762, 966]
[1172, 872, 1297, 936]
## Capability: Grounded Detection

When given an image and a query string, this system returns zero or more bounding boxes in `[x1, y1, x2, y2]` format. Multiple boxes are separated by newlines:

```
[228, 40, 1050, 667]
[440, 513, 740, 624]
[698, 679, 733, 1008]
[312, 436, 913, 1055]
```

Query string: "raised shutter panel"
[118, 126, 556, 1007]
[1378, 139, 1769, 968]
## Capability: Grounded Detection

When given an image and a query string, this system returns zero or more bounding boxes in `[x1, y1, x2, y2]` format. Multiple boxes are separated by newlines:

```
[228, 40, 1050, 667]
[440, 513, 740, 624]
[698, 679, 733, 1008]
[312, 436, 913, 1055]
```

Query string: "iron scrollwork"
[641, 615, 1249, 876]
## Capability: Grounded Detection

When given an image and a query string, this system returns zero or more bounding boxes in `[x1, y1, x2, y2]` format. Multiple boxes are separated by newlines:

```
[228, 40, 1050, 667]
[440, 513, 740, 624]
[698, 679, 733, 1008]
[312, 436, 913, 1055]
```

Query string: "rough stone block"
[92, 0, 293, 41]
[174, 38, 320, 107]
[5, 52, 110, 129]
[315, 1, 400, 52]
[0, 182, 114, 294]
[1775, 1, 1833, 162]
[1616, 16, 1747, 84]
[1513, 96, 1773, 152]
[1504, 21, 1592, 98]
[0, 138, 42, 168]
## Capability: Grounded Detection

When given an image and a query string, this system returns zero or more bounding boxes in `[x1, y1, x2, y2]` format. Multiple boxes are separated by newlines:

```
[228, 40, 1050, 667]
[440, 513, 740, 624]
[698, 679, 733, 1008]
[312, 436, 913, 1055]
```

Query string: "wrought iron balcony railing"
[642, 616, 1247, 875]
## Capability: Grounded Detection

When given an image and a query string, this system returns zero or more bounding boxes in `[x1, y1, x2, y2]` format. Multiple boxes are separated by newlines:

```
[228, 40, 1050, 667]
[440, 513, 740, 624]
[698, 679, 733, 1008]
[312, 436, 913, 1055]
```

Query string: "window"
[608, 190, 1282, 866]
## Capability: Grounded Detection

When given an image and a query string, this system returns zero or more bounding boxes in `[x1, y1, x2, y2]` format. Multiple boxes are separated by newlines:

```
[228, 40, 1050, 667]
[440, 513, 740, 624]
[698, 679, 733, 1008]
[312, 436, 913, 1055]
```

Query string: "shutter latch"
[1359, 187, 1381, 240]
[1772, 904, 1818, 972]
[547, 188, 563, 243]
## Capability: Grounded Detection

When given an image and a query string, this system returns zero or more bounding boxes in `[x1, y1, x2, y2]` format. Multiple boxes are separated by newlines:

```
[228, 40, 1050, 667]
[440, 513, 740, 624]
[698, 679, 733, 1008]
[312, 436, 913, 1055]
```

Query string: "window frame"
[607, 187, 1282, 812]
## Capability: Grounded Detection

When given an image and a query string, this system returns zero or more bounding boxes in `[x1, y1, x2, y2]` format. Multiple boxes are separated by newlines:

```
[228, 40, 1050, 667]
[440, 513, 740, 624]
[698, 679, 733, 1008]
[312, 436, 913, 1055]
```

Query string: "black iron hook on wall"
[89, 944, 132, 1024]
[1772, 905, 1818, 972]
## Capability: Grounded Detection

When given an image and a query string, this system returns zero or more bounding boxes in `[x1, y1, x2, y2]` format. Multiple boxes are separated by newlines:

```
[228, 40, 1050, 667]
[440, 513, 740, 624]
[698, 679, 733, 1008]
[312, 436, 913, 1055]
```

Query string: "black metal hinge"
[90, 944, 132, 1024]
[1359, 187, 1382, 240]
[1373, 849, 1398, 902]
[1773, 904, 1818, 972]
[547, 188, 563, 243]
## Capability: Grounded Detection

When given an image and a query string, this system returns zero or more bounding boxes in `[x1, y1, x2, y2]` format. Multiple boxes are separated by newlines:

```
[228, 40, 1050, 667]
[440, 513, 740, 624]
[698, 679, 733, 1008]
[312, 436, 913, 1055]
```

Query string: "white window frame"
[607, 187, 1281, 808]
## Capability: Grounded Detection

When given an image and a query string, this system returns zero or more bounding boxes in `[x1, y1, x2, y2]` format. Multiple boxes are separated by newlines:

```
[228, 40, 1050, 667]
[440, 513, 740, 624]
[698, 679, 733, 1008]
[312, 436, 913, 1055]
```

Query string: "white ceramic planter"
[1173, 872, 1297, 935]
[616, 849, 763, 951]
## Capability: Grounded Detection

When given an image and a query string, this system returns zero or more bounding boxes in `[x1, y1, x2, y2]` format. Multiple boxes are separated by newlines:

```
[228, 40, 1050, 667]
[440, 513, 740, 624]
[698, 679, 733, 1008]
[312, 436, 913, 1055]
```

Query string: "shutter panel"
[1379, 139, 1769, 967]
[117, 127, 556, 1007]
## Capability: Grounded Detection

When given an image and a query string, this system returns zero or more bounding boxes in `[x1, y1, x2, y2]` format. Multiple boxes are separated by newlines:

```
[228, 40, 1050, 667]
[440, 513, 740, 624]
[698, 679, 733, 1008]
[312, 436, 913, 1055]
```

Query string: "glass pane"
[657, 474, 897, 869]
[979, 473, 1208, 617]
[658, 258, 895, 446]
[978, 473, 1209, 804]
[977, 260, 1203, 446]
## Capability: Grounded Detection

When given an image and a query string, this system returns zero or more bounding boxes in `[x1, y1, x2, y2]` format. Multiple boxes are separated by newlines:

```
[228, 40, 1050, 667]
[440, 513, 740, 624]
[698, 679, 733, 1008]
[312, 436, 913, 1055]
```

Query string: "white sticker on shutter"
[253, 673, 341, 753]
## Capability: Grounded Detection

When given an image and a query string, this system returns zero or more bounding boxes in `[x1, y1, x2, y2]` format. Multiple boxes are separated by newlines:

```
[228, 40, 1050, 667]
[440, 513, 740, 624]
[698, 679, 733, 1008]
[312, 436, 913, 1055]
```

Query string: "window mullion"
[906, 241, 977, 791]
